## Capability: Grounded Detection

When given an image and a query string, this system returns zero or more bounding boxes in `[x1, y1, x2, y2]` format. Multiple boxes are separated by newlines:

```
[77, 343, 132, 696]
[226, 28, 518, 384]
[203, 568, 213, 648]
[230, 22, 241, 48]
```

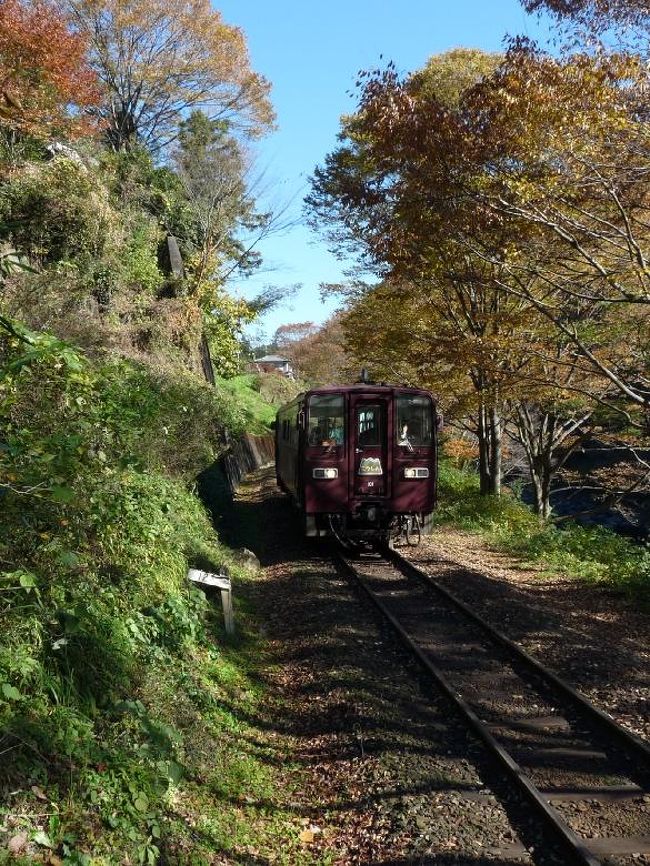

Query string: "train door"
[350, 395, 391, 498]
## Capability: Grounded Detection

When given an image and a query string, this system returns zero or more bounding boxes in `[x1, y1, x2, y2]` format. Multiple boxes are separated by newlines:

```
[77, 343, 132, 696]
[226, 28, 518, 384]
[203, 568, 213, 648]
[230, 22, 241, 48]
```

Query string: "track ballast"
[336, 547, 650, 866]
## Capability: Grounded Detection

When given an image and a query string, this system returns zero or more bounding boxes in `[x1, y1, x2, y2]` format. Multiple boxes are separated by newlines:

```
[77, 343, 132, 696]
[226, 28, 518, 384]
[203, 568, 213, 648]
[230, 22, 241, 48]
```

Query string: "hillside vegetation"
[0, 154, 296, 856]
[2, 0, 649, 858]
[1, 328, 290, 862]
[0, 0, 303, 860]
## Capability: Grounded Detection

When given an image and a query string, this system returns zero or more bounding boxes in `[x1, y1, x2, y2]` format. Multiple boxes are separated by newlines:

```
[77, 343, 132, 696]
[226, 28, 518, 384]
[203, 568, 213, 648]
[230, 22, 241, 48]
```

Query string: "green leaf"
[51, 486, 76, 503]
[59, 349, 84, 372]
[2, 683, 22, 701]
[59, 610, 81, 634]
[134, 795, 149, 812]
[57, 550, 80, 568]
[32, 830, 53, 848]
[166, 761, 183, 784]
[19, 571, 36, 588]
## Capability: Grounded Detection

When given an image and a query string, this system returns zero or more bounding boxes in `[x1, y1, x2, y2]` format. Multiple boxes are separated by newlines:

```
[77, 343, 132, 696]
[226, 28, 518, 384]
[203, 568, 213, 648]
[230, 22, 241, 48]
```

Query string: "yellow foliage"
[69, 0, 275, 149]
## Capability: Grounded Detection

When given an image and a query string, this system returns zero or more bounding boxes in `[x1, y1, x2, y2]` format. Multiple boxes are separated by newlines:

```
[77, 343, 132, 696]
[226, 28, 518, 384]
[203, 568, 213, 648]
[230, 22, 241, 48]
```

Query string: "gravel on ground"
[216, 470, 585, 865]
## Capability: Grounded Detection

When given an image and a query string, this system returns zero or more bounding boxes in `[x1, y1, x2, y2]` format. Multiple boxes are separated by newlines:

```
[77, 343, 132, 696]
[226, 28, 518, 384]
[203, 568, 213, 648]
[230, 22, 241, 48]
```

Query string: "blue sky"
[216, 0, 549, 344]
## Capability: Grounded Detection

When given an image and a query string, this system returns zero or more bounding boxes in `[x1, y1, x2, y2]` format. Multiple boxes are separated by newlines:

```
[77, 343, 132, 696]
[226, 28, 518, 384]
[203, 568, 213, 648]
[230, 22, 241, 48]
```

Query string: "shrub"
[443, 435, 479, 470]
[123, 220, 164, 295]
[0, 158, 119, 265]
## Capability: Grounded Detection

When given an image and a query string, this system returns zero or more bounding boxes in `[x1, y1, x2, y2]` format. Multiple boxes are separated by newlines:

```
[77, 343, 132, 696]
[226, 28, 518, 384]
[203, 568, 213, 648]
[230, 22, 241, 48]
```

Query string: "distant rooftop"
[255, 355, 290, 363]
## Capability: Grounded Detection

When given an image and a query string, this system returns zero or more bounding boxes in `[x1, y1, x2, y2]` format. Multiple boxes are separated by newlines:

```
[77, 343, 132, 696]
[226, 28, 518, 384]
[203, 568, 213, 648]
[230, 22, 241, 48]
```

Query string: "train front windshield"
[396, 395, 433, 448]
[308, 395, 345, 446]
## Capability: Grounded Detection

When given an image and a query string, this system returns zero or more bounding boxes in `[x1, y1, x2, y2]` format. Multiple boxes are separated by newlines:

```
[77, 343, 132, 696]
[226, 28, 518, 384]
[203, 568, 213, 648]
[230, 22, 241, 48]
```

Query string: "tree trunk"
[514, 405, 592, 521]
[199, 332, 215, 385]
[516, 406, 555, 520]
[540, 474, 552, 520]
[477, 401, 503, 496]
[529, 461, 552, 520]
[488, 405, 502, 496]
[477, 404, 490, 494]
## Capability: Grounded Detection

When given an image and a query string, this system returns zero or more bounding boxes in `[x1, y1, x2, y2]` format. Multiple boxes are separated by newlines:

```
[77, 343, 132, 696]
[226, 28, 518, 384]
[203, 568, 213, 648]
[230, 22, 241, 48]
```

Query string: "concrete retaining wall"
[221, 433, 275, 493]
[197, 433, 275, 532]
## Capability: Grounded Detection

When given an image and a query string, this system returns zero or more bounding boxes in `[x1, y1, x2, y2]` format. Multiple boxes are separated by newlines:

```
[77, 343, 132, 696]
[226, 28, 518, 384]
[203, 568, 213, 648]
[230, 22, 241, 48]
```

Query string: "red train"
[275, 382, 439, 546]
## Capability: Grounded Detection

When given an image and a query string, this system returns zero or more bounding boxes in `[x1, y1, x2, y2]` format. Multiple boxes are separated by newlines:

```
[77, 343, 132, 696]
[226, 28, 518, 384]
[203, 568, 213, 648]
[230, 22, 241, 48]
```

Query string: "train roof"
[276, 383, 436, 416]
[306, 383, 433, 394]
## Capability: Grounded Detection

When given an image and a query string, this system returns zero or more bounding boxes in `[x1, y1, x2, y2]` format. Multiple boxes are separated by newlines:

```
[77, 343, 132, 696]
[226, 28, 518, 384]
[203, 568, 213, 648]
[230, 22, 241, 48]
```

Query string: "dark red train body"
[275, 384, 438, 542]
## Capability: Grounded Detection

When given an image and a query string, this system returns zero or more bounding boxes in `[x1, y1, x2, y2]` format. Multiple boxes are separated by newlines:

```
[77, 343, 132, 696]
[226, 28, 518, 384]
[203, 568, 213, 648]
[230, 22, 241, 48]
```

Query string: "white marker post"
[187, 568, 235, 635]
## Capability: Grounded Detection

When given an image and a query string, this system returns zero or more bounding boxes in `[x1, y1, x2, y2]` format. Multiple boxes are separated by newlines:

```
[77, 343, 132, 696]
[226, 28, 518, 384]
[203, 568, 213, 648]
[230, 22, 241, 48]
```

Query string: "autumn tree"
[522, 0, 650, 34]
[339, 281, 460, 406]
[275, 315, 353, 385]
[507, 328, 601, 520]
[409, 47, 502, 105]
[172, 111, 269, 300]
[272, 321, 319, 352]
[308, 38, 650, 511]
[165, 110, 297, 378]
[0, 0, 98, 143]
[307, 49, 531, 496]
[66, 0, 274, 151]
[469, 46, 650, 428]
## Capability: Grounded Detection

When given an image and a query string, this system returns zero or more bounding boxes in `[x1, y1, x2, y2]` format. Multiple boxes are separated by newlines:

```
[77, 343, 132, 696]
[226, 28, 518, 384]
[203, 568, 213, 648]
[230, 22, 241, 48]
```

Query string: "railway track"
[336, 547, 650, 866]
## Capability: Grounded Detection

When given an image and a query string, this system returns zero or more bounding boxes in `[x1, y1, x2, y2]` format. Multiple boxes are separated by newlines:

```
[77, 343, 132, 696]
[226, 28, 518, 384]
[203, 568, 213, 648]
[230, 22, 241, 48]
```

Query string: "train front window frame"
[356, 404, 382, 447]
[308, 394, 345, 447]
[396, 395, 434, 448]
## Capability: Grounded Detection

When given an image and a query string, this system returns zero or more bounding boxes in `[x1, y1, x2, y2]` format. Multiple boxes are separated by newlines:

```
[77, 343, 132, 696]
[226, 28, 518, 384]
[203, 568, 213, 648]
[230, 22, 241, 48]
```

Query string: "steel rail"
[336, 551, 615, 866]
[387, 547, 650, 766]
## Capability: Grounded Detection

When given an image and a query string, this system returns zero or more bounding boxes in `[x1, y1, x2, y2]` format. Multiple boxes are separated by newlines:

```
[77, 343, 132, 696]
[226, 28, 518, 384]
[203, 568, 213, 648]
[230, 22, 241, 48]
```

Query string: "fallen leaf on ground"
[8, 832, 27, 854]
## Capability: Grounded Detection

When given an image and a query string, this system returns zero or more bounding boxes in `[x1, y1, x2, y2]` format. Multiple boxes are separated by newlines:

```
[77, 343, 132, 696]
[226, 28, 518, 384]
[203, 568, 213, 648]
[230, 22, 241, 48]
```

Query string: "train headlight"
[313, 467, 338, 479]
[404, 467, 429, 479]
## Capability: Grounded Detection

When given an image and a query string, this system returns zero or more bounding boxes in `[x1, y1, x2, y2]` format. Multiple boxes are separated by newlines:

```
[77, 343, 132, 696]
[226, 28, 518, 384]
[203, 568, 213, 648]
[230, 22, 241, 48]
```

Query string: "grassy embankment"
[434, 459, 650, 602]
[0, 331, 315, 865]
[215, 373, 302, 433]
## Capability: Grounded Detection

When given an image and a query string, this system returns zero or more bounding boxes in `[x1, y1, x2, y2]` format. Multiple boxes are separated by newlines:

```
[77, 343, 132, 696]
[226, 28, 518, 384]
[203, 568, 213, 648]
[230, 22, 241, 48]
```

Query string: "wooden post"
[187, 568, 235, 635]
[220, 586, 234, 635]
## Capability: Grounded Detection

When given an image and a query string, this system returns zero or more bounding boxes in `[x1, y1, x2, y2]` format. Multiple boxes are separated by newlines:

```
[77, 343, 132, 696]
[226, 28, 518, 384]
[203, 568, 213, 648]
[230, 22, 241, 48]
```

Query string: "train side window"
[308, 395, 345, 446]
[396, 396, 433, 447]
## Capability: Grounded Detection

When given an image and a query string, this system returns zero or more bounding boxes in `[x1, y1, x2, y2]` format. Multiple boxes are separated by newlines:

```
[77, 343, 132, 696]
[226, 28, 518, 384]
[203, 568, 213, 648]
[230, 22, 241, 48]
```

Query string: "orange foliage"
[278, 314, 354, 386]
[443, 437, 479, 469]
[0, 0, 99, 139]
